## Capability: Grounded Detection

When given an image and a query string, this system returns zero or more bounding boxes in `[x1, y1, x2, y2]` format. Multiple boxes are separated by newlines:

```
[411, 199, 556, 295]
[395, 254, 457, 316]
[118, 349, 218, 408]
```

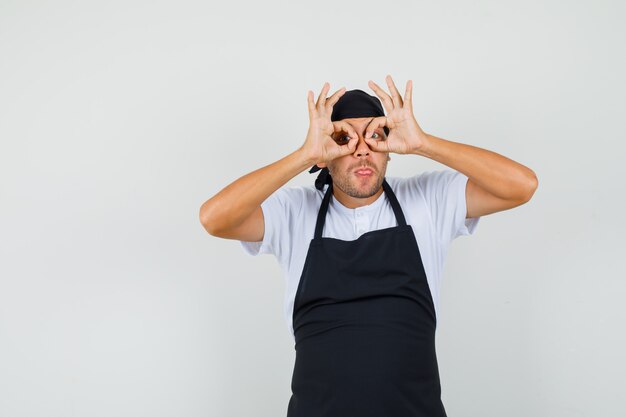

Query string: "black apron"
[286, 178, 447, 417]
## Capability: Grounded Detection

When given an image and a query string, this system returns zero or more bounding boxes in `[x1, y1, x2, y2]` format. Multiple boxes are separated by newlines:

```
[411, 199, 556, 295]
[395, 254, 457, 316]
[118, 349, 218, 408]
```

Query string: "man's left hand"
[364, 75, 429, 155]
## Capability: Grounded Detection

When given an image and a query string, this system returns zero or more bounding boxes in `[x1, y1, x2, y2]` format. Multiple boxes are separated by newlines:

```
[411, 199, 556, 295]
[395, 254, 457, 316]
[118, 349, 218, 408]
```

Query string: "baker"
[200, 75, 538, 416]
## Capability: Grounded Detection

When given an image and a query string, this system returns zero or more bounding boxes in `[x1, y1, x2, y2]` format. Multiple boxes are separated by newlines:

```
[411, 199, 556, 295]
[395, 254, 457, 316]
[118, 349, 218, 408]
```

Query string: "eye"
[335, 135, 350, 144]
[370, 132, 380, 139]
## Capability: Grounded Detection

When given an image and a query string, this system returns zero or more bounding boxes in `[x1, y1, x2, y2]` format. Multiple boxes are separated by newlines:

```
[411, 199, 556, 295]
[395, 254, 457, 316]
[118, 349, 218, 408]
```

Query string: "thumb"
[341, 137, 359, 155]
[365, 138, 384, 152]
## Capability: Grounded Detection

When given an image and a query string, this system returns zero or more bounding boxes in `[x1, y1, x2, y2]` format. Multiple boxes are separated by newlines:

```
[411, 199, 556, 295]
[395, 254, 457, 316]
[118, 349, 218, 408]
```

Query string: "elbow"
[521, 171, 539, 203]
[199, 202, 220, 236]
[199, 198, 240, 238]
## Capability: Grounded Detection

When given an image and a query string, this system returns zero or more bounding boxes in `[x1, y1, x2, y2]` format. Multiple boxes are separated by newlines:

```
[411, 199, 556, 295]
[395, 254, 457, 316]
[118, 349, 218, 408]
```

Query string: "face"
[324, 117, 390, 199]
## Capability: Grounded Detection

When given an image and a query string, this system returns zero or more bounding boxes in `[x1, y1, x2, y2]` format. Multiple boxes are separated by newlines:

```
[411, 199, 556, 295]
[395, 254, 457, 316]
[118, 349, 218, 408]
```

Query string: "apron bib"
[286, 178, 447, 417]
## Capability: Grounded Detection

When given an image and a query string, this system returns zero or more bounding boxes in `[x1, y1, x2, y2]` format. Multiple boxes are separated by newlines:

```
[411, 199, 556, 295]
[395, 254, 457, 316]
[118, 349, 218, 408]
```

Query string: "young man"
[200, 75, 538, 416]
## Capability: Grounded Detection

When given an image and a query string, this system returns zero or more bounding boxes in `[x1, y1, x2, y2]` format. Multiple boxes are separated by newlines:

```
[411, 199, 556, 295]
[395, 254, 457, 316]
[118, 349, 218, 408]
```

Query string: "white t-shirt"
[240, 169, 481, 341]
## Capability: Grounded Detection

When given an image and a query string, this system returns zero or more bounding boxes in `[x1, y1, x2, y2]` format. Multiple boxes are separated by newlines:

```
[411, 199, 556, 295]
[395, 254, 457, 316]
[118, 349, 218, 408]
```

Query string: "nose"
[353, 133, 371, 157]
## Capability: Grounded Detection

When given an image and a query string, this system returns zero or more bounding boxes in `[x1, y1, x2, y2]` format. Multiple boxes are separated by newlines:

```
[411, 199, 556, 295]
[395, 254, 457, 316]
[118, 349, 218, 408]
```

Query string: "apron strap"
[382, 179, 407, 227]
[315, 181, 334, 239]
[314, 178, 407, 239]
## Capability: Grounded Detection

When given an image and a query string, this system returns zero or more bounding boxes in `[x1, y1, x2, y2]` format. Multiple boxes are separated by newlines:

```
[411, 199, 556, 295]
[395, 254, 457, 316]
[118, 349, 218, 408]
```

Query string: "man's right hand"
[299, 82, 359, 168]
[200, 82, 359, 242]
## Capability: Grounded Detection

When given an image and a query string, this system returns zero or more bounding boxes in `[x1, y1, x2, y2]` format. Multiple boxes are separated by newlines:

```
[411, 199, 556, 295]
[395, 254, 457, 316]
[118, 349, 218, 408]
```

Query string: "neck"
[332, 184, 384, 209]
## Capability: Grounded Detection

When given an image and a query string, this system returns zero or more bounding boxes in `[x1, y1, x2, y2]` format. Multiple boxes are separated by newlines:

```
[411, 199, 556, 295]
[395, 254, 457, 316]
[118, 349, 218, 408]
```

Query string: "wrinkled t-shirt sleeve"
[239, 186, 294, 261]
[416, 169, 480, 244]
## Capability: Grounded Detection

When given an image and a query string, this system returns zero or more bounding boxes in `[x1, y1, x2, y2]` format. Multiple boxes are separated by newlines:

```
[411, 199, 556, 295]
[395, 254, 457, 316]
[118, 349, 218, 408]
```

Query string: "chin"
[339, 173, 383, 199]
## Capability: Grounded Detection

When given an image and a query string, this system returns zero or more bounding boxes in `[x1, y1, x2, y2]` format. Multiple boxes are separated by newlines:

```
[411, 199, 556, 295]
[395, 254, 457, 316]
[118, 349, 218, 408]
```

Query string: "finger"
[364, 116, 387, 139]
[315, 82, 330, 111]
[367, 79, 394, 113]
[325, 87, 346, 111]
[307, 90, 316, 118]
[337, 136, 359, 156]
[332, 121, 359, 145]
[347, 136, 359, 153]
[403, 79, 413, 111]
[365, 137, 389, 153]
[385, 74, 404, 108]
[333, 120, 358, 137]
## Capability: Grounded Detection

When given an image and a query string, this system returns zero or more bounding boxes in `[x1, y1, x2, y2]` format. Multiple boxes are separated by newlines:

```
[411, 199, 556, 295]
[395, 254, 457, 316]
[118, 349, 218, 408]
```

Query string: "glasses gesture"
[364, 75, 429, 155]
[300, 83, 360, 167]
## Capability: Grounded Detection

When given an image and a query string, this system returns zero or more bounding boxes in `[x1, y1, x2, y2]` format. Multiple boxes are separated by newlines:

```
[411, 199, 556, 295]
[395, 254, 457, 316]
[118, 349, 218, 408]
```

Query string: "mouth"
[354, 167, 374, 177]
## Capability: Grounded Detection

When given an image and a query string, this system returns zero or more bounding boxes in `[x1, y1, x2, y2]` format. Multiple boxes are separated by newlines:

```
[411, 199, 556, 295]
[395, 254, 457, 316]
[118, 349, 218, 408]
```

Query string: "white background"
[1, 0, 625, 416]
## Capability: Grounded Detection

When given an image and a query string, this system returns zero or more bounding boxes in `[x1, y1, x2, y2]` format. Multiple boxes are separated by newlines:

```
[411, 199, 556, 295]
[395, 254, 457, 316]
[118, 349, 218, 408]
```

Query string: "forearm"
[199, 147, 314, 234]
[414, 133, 538, 201]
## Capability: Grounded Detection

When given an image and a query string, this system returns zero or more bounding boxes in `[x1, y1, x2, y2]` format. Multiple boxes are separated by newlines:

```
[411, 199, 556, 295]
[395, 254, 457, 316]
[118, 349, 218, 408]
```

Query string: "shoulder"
[266, 183, 324, 213]
[384, 170, 469, 212]
[386, 170, 463, 193]
[280, 183, 324, 202]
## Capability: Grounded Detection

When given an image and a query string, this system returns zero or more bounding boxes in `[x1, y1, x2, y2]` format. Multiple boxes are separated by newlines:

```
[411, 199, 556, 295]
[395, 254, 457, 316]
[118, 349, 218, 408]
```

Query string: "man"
[199, 75, 538, 416]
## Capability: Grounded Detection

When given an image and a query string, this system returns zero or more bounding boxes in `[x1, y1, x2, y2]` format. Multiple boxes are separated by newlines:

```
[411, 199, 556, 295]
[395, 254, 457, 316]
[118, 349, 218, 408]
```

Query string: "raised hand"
[364, 75, 429, 154]
[300, 83, 360, 166]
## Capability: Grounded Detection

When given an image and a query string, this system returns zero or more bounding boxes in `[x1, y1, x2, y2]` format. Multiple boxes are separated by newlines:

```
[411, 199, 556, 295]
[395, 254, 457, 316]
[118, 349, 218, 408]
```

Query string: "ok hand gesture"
[363, 75, 429, 155]
[300, 83, 361, 166]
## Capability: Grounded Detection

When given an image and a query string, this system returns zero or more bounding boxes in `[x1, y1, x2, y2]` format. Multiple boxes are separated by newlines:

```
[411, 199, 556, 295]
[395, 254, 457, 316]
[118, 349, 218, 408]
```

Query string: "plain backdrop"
[1, 0, 625, 416]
